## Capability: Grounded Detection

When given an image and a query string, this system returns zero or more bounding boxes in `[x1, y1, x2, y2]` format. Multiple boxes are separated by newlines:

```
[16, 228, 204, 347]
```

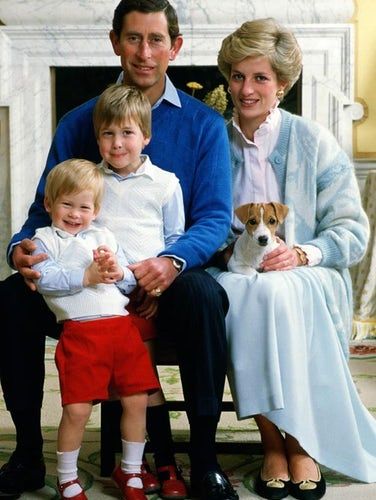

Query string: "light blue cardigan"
[228, 109, 369, 266]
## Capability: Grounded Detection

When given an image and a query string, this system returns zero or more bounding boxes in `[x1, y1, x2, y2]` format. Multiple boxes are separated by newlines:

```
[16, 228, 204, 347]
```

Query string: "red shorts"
[55, 315, 160, 406]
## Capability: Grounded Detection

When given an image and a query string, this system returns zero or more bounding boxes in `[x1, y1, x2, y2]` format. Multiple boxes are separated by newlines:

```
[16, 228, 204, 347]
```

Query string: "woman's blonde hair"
[45, 159, 104, 212]
[218, 18, 302, 95]
[93, 84, 152, 139]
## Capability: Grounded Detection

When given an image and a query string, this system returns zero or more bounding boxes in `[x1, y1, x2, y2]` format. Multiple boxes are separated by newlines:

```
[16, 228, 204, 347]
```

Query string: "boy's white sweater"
[97, 158, 179, 263]
[34, 225, 131, 322]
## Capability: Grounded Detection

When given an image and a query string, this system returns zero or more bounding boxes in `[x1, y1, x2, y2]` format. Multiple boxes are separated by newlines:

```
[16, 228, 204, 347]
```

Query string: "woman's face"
[229, 55, 285, 133]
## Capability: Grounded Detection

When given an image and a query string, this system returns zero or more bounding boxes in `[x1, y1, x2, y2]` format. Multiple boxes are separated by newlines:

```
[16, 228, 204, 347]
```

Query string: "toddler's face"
[45, 190, 97, 235]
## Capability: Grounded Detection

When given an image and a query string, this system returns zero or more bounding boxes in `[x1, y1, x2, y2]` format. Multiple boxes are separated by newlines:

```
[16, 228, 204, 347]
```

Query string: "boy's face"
[44, 190, 97, 235]
[110, 10, 182, 105]
[98, 118, 150, 176]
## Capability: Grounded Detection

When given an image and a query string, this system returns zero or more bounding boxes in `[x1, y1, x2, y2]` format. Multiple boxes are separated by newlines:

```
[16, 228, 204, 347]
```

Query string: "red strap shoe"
[141, 459, 161, 493]
[112, 465, 147, 500]
[157, 465, 188, 499]
[57, 478, 87, 499]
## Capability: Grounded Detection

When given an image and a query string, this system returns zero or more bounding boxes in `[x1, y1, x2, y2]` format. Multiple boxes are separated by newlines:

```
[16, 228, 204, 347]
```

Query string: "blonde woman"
[208, 18, 376, 500]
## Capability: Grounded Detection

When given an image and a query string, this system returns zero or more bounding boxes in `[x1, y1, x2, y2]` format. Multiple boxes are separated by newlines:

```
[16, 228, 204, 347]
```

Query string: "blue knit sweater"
[9, 90, 232, 269]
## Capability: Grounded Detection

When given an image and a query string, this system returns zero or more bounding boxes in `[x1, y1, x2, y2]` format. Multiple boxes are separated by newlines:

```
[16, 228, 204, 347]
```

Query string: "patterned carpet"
[1, 341, 375, 499]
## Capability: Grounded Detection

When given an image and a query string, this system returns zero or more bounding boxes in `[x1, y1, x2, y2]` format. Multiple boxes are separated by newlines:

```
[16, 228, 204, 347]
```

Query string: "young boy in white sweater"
[32, 159, 160, 500]
[93, 85, 187, 498]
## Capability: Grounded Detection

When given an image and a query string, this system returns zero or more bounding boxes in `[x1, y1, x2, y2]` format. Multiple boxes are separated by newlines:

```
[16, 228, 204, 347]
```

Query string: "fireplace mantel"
[0, 0, 354, 25]
[0, 0, 360, 278]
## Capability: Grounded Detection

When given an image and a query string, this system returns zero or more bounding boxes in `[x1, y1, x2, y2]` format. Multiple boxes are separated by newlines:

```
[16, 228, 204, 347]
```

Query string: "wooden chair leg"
[100, 400, 122, 477]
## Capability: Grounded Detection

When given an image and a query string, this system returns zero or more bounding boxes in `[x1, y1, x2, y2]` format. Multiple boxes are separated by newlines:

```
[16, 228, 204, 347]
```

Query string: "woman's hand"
[259, 240, 300, 272]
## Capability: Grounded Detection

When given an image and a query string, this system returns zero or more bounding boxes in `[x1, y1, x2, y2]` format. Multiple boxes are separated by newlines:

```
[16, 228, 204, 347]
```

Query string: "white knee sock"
[121, 439, 145, 489]
[57, 448, 82, 498]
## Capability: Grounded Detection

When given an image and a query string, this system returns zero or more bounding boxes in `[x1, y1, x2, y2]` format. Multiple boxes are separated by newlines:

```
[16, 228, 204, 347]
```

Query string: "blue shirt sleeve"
[32, 237, 136, 296]
[162, 183, 185, 249]
[32, 239, 85, 296]
[115, 244, 137, 295]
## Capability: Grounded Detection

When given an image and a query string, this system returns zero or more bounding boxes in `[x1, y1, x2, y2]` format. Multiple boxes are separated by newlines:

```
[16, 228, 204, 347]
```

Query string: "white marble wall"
[0, 0, 359, 278]
[0, 0, 355, 25]
[0, 108, 11, 278]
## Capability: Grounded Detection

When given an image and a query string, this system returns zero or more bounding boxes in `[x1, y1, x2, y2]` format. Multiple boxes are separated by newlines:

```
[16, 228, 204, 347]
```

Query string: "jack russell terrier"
[228, 202, 289, 275]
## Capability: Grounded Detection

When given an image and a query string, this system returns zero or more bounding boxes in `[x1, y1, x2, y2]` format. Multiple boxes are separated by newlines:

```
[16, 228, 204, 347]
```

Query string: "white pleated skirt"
[207, 266, 376, 483]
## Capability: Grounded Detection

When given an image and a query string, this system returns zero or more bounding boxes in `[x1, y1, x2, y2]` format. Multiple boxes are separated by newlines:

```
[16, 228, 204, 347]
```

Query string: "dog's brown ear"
[271, 202, 289, 223]
[235, 203, 254, 224]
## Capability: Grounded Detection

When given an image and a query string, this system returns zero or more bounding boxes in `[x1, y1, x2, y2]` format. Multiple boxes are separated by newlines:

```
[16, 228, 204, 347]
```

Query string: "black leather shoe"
[0, 456, 45, 497]
[254, 470, 290, 499]
[289, 465, 326, 500]
[191, 470, 239, 500]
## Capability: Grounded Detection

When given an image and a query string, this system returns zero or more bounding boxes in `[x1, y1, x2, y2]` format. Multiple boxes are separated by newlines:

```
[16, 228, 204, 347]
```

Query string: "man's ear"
[109, 30, 121, 56]
[169, 35, 183, 62]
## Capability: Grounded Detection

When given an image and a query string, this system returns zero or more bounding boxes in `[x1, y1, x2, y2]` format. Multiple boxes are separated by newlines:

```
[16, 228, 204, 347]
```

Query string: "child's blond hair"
[45, 159, 104, 212]
[93, 84, 151, 139]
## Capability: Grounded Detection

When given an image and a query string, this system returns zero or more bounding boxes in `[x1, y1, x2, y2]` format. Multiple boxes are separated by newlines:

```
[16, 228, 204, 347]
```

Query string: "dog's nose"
[258, 235, 269, 246]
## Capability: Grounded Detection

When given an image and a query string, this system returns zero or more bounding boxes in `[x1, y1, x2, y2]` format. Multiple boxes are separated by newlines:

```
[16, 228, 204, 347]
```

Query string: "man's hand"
[128, 257, 179, 296]
[12, 239, 48, 291]
[136, 292, 159, 319]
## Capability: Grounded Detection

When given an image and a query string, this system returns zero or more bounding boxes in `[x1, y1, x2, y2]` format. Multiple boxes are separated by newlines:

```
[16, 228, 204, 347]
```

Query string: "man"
[0, 1, 237, 499]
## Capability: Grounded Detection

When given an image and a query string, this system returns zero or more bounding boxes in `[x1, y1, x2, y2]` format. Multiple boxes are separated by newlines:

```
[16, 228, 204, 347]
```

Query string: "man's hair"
[45, 159, 104, 212]
[93, 84, 152, 139]
[112, 0, 180, 41]
[217, 18, 302, 95]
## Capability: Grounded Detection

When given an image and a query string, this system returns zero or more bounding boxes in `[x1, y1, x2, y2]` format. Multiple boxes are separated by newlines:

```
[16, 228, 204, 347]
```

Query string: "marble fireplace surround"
[0, 0, 363, 246]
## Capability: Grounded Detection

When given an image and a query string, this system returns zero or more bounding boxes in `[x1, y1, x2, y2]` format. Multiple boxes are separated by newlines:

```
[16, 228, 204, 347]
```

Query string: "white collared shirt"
[232, 106, 282, 232]
[116, 72, 181, 109]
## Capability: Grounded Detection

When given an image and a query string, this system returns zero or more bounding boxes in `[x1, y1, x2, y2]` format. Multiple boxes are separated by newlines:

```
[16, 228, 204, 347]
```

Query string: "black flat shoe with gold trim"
[289, 464, 326, 500]
[254, 470, 290, 500]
